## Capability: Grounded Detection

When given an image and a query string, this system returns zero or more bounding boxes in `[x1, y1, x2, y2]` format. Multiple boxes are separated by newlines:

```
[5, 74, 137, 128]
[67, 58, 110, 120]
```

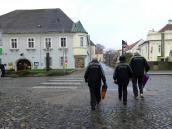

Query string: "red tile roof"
[124, 39, 141, 51]
[159, 24, 172, 32]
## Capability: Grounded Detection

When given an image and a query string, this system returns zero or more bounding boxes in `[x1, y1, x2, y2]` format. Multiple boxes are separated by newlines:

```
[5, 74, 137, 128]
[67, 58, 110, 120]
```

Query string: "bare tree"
[96, 44, 105, 53]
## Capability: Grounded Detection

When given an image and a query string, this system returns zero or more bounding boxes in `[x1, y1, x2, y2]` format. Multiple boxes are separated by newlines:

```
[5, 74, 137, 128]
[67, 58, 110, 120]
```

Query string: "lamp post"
[62, 47, 67, 75]
[46, 43, 50, 71]
[108, 52, 111, 66]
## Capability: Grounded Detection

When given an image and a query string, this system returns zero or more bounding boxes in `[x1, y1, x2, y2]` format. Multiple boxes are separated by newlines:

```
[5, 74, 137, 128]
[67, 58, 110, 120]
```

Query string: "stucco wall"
[1, 33, 76, 70]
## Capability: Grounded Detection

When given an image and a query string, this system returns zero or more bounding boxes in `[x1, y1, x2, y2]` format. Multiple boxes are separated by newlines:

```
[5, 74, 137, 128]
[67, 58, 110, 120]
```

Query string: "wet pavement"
[0, 64, 172, 129]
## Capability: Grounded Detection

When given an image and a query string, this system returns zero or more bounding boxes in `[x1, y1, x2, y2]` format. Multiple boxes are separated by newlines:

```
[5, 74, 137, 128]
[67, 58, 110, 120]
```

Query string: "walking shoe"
[134, 96, 138, 99]
[123, 101, 127, 105]
[91, 106, 95, 111]
[140, 94, 144, 98]
[96, 100, 101, 105]
[119, 97, 122, 101]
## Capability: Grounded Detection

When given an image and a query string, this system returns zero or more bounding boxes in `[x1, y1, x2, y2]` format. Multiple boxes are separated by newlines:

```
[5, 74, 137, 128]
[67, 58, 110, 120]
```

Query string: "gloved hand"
[103, 82, 108, 89]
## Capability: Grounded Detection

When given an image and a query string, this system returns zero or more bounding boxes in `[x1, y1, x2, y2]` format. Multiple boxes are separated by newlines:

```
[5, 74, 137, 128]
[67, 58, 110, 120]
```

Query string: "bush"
[16, 70, 31, 76]
[6, 69, 76, 77]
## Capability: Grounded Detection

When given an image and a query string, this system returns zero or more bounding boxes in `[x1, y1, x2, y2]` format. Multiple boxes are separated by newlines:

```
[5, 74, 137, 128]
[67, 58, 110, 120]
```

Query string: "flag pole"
[122, 40, 124, 55]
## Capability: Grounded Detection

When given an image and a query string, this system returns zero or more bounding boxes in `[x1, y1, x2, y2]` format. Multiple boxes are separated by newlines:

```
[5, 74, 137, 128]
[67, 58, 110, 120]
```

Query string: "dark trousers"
[132, 75, 144, 97]
[88, 83, 101, 108]
[118, 84, 128, 102]
[1, 70, 5, 77]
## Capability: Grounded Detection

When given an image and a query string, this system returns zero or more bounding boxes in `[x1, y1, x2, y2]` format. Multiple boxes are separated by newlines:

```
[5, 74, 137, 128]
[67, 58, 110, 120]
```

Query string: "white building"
[0, 9, 95, 70]
[139, 20, 172, 61]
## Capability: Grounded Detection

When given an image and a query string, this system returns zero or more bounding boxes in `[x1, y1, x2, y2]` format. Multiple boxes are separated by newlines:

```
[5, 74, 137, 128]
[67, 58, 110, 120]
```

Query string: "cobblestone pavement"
[0, 65, 172, 129]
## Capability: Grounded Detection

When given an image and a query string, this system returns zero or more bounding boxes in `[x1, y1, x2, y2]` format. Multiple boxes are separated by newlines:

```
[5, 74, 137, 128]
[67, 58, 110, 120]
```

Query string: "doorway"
[17, 59, 31, 71]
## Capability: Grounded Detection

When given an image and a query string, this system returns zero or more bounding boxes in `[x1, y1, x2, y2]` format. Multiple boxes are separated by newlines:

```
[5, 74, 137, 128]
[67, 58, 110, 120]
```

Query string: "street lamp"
[108, 52, 111, 66]
[45, 43, 50, 71]
[62, 47, 67, 75]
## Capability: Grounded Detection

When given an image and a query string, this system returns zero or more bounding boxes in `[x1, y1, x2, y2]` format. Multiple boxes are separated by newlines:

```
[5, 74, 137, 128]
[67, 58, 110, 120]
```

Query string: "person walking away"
[113, 55, 133, 105]
[0, 64, 5, 77]
[84, 58, 107, 110]
[129, 52, 150, 99]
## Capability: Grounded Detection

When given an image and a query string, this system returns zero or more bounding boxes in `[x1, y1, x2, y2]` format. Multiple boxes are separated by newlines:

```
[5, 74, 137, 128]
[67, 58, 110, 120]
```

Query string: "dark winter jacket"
[84, 61, 106, 86]
[129, 56, 150, 76]
[113, 62, 133, 85]
[0, 64, 5, 77]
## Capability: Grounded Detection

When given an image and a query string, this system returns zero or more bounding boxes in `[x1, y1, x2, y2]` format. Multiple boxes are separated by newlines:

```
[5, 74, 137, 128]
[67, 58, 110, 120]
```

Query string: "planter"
[153, 65, 159, 70]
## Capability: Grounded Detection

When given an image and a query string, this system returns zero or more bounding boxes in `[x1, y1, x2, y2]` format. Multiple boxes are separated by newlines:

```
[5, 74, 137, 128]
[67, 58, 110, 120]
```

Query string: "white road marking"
[41, 82, 81, 85]
[48, 80, 83, 82]
[32, 86, 78, 89]
[53, 78, 83, 80]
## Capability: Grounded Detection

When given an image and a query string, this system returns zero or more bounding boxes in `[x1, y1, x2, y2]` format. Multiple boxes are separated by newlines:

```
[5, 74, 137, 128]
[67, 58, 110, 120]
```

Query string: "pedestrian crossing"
[32, 77, 84, 89]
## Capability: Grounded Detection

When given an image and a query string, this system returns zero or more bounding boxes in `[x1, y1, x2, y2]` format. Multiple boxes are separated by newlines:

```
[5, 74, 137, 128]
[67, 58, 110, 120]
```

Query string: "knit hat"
[119, 55, 126, 62]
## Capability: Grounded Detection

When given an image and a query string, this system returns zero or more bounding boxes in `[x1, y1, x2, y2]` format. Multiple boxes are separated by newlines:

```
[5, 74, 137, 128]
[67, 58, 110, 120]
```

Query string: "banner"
[0, 48, 3, 55]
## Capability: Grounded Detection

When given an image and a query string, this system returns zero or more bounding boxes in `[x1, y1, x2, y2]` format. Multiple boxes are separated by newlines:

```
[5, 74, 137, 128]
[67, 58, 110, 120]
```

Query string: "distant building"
[118, 39, 144, 56]
[139, 20, 172, 61]
[95, 49, 104, 62]
[125, 39, 144, 54]
[0, 9, 95, 70]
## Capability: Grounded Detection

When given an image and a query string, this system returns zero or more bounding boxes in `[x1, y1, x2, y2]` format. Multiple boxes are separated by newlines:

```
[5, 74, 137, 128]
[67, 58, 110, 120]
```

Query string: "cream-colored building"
[0, 9, 95, 70]
[139, 20, 172, 61]
[95, 53, 104, 62]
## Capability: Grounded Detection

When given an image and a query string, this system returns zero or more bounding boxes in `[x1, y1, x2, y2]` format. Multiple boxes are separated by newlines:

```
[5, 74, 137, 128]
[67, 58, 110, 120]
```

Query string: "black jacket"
[84, 61, 106, 85]
[113, 62, 133, 85]
[0, 64, 5, 77]
[129, 56, 150, 76]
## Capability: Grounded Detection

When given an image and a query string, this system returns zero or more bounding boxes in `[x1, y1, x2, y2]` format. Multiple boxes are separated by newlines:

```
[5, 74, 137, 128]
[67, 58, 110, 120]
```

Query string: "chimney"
[168, 19, 172, 24]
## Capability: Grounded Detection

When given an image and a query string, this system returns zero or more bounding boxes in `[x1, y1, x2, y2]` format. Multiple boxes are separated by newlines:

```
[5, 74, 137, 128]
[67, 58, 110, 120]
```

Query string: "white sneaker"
[140, 94, 144, 98]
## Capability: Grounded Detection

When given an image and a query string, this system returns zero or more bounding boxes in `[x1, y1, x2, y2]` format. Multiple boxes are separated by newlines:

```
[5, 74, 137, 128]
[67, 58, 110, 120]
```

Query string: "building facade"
[0, 9, 95, 70]
[139, 20, 172, 61]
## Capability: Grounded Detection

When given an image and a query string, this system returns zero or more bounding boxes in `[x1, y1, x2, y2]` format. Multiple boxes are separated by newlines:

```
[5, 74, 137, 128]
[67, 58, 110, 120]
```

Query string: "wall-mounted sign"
[34, 62, 39, 66]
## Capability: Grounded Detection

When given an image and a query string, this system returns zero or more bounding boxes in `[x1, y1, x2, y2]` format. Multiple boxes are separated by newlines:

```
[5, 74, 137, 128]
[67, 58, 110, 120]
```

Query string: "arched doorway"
[17, 59, 31, 71]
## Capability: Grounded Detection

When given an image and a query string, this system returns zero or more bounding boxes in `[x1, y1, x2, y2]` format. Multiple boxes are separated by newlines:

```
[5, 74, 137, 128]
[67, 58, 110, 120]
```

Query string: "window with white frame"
[150, 46, 153, 53]
[45, 38, 52, 48]
[60, 56, 67, 66]
[60, 37, 67, 48]
[11, 38, 17, 49]
[28, 38, 34, 48]
[80, 37, 84, 47]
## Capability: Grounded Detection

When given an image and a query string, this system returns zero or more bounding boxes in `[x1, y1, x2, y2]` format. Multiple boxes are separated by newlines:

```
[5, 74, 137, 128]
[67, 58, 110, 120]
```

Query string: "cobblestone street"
[0, 65, 172, 129]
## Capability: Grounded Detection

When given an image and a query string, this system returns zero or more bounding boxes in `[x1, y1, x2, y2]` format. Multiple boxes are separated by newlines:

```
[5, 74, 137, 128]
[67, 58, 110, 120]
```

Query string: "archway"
[17, 59, 31, 71]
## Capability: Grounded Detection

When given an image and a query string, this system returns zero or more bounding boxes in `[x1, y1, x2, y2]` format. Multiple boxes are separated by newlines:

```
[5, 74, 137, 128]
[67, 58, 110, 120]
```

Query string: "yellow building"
[72, 21, 96, 68]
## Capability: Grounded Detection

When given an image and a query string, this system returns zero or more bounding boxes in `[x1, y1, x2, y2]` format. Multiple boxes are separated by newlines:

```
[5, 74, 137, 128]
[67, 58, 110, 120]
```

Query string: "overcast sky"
[0, 0, 172, 49]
